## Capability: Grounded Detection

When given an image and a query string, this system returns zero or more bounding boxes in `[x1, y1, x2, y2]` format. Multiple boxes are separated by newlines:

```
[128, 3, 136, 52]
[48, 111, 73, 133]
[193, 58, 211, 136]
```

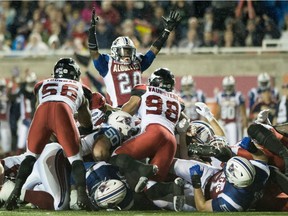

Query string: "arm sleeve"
[92, 54, 110, 77]
[140, 50, 156, 72]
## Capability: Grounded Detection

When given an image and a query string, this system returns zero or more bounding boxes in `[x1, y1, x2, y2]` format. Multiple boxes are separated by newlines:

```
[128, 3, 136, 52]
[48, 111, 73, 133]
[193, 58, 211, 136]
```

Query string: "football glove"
[255, 109, 271, 125]
[162, 10, 182, 32]
[195, 102, 214, 122]
[189, 164, 203, 189]
[239, 137, 258, 153]
[176, 118, 190, 134]
[88, 8, 99, 51]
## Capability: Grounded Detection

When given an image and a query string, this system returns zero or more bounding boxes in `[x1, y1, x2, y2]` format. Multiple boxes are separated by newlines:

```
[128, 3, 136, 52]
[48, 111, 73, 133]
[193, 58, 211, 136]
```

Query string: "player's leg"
[5, 104, 51, 210]
[54, 102, 92, 210]
[248, 124, 288, 176]
[23, 143, 70, 210]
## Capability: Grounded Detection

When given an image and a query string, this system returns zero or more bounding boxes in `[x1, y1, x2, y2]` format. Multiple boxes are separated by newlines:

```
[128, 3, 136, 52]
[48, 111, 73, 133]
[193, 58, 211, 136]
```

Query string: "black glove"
[88, 8, 99, 51]
[162, 10, 182, 32]
[191, 175, 201, 189]
[90, 8, 99, 27]
[189, 165, 203, 189]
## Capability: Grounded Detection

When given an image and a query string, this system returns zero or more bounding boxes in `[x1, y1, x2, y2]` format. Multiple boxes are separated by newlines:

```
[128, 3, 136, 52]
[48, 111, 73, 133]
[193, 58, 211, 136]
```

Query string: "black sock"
[145, 182, 174, 200]
[14, 156, 36, 194]
[71, 160, 86, 188]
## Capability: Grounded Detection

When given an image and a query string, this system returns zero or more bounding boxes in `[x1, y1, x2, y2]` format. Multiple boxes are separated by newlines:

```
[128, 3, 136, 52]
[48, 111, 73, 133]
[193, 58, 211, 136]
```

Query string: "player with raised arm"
[88, 8, 182, 107]
[4, 58, 93, 211]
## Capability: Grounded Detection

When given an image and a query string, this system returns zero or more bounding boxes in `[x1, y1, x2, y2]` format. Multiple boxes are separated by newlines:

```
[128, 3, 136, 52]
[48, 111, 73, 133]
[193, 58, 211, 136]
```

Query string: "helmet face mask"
[148, 68, 175, 92]
[209, 135, 229, 148]
[224, 156, 256, 188]
[222, 76, 235, 95]
[257, 73, 271, 91]
[111, 37, 136, 64]
[53, 58, 81, 81]
[181, 75, 195, 95]
[187, 120, 215, 145]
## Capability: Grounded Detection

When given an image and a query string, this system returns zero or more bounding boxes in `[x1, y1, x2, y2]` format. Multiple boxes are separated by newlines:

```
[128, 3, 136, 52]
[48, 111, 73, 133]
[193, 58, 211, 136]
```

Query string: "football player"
[180, 75, 206, 121]
[4, 58, 93, 211]
[248, 73, 279, 110]
[16, 71, 37, 154]
[215, 76, 247, 145]
[110, 68, 184, 183]
[88, 8, 182, 107]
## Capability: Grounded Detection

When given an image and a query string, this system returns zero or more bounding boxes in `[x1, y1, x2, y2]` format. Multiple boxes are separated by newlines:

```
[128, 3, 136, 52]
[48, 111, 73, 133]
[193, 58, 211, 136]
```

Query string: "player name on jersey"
[148, 86, 180, 100]
[112, 64, 140, 72]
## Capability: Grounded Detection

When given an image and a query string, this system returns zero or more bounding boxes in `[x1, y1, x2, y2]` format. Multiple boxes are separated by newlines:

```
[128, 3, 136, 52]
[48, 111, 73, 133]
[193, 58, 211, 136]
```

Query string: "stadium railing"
[0, 39, 288, 58]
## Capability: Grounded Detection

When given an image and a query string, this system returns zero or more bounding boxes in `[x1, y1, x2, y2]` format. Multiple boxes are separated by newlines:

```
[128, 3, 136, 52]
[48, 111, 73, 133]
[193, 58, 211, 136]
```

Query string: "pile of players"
[0, 8, 287, 212]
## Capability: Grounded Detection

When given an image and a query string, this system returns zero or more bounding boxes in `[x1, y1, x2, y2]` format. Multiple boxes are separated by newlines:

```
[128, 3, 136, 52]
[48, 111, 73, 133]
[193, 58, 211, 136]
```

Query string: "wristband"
[88, 27, 98, 51]
[152, 30, 170, 50]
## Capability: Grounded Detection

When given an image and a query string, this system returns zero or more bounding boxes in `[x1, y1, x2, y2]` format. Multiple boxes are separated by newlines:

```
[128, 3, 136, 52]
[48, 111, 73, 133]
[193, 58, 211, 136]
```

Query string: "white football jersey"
[36, 78, 84, 113]
[133, 84, 183, 134]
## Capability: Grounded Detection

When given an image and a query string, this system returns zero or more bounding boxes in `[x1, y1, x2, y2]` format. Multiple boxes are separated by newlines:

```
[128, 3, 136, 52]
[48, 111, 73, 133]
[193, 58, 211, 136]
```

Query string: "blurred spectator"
[200, 31, 216, 47]
[0, 19, 11, 51]
[97, 0, 121, 26]
[169, 0, 195, 41]
[10, 1, 33, 39]
[71, 20, 87, 42]
[165, 30, 177, 49]
[24, 32, 49, 52]
[244, 18, 264, 47]
[150, 5, 165, 38]
[201, 7, 215, 33]
[282, 13, 288, 32]
[94, 18, 115, 49]
[47, 22, 63, 50]
[0, 36, 10, 51]
[139, 32, 153, 49]
[66, 8, 82, 39]
[0, 1, 16, 32]
[178, 28, 201, 49]
[262, 14, 281, 40]
[117, 19, 141, 45]
[11, 35, 25, 51]
[233, 17, 247, 47]
[121, 1, 140, 20]
[211, 1, 237, 31]
[0, 1, 285, 51]
[221, 30, 236, 47]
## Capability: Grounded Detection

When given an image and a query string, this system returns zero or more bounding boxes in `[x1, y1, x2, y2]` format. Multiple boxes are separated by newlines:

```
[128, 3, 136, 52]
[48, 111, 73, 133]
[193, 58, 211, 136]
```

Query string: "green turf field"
[0, 210, 287, 216]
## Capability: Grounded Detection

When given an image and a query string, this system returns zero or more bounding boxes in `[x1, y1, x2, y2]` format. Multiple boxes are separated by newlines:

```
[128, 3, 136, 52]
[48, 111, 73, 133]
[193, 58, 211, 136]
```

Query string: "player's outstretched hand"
[162, 10, 182, 32]
[255, 109, 271, 125]
[195, 102, 214, 121]
[90, 8, 99, 27]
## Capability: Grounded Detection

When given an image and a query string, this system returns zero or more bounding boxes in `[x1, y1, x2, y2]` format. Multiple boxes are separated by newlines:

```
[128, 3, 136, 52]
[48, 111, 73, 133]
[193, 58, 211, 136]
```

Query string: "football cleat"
[173, 177, 185, 212]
